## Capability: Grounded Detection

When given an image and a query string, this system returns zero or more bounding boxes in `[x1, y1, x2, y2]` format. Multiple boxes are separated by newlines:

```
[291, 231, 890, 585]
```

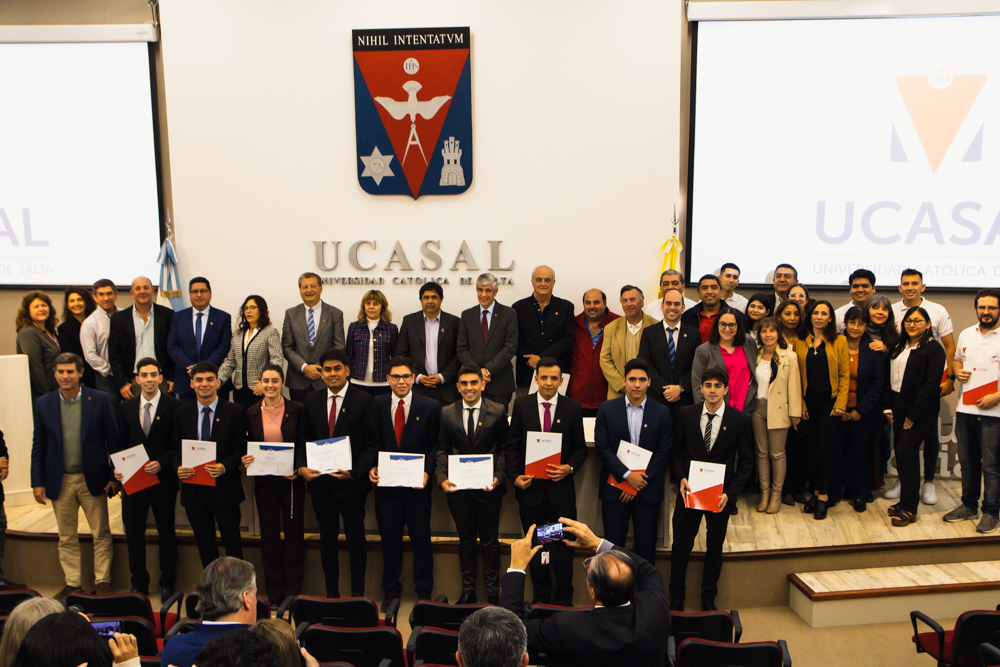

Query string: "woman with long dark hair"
[865, 294, 899, 493]
[692, 311, 758, 413]
[219, 295, 285, 409]
[56, 287, 98, 388]
[744, 293, 775, 341]
[14, 291, 60, 401]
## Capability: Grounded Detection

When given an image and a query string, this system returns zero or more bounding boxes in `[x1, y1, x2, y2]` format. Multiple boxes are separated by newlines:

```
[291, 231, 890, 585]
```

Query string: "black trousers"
[374, 489, 434, 598]
[670, 493, 731, 601]
[184, 491, 242, 568]
[803, 392, 838, 495]
[232, 387, 258, 410]
[289, 387, 320, 405]
[312, 493, 367, 597]
[601, 497, 660, 564]
[518, 501, 576, 606]
[255, 477, 305, 600]
[891, 393, 939, 514]
[784, 425, 807, 496]
[840, 411, 879, 501]
[121, 483, 178, 592]
[446, 493, 502, 598]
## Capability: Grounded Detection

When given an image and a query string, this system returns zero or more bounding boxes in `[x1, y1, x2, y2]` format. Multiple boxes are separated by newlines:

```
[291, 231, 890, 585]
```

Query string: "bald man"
[512, 266, 575, 396]
[108, 276, 175, 400]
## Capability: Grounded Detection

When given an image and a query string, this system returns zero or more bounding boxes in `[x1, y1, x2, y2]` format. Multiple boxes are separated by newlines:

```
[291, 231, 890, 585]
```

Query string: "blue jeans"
[955, 413, 1000, 517]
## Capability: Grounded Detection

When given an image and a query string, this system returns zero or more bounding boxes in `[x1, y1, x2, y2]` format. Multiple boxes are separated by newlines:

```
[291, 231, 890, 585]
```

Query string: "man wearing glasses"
[167, 277, 232, 402]
[367, 356, 442, 610]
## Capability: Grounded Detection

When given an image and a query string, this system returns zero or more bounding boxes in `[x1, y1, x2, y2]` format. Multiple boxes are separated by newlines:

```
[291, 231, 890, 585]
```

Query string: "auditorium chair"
[980, 641, 1000, 667]
[183, 590, 271, 621]
[666, 609, 744, 663]
[674, 638, 792, 667]
[92, 616, 159, 656]
[300, 625, 405, 667]
[912, 609, 1000, 667]
[277, 595, 398, 629]
[406, 626, 460, 666]
[408, 599, 489, 632]
[526, 602, 595, 620]
[64, 590, 183, 641]
[0, 589, 39, 615]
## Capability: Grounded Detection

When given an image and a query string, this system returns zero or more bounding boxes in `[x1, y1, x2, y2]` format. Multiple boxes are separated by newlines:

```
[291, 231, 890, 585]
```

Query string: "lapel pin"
[643, 423, 647, 428]
[478, 422, 482, 426]
[215, 418, 220, 422]
[723, 426, 727, 431]
[556, 419, 561, 423]
[156, 416, 160, 420]
[341, 408, 346, 413]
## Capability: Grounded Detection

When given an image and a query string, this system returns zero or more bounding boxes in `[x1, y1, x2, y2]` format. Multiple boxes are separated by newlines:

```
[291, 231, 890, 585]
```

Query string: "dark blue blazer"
[852, 336, 885, 417]
[594, 397, 672, 505]
[370, 391, 442, 495]
[166, 307, 233, 398]
[159, 622, 250, 667]
[31, 388, 118, 499]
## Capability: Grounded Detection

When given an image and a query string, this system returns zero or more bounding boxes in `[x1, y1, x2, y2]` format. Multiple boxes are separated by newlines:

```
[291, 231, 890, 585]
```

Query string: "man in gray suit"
[457, 273, 518, 410]
[281, 272, 345, 403]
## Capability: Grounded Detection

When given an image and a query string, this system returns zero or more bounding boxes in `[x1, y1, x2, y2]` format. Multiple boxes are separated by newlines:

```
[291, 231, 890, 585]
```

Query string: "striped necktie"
[307, 307, 316, 348]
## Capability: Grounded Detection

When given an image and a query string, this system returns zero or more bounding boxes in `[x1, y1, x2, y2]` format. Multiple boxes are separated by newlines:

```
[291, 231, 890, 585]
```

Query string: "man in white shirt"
[944, 289, 1000, 533]
[719, 263, 748, 312]
[833, 269, 877, 332]
[79, 278, 120, 403]
[644, 270, 697, 321]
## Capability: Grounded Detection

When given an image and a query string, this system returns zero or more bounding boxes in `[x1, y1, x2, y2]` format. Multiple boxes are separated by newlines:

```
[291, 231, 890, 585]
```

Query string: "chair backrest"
[303, 625, 405, 667]
[0, 615, 8, 638]
[951, 610, 1000, 663]
[671, 610, 739, 643]
[526, 603, 594, 621]
[409, 600, 490, 632]
[96, 617, 158, 657]
[290, 596, 380, 628]
[64, 592, 154, 627]
[413, 627, 460, 666]
[256, 596, 271, 620]
[676, 639, 786, 667]
[182, 591, 269, 621]
[0, 590, 40, 615]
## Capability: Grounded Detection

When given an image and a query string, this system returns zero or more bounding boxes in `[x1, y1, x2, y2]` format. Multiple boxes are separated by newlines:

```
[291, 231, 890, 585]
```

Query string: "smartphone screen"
[535, 522, 564, 545]
[90, 620, 122, 638]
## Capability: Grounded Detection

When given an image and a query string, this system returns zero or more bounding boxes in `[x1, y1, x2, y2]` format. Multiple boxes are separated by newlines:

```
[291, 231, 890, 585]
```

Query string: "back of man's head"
[457, 607, 528, 667]
[587, 550, 638, 607]
[194, 629, 283, 667]
[195, 557, 256, 622]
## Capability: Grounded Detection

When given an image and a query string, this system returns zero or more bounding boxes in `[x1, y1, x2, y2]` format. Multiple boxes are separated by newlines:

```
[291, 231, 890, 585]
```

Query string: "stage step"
[789, 560, 1000, 627]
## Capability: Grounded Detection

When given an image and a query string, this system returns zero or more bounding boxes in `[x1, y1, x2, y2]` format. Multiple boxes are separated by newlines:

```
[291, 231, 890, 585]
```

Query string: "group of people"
[7, 260, 1000, 616]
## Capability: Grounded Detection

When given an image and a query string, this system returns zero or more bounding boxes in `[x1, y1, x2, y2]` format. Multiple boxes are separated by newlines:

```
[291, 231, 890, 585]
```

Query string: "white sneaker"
[921, 482, 938, 505]
[884, 479, 901, 499]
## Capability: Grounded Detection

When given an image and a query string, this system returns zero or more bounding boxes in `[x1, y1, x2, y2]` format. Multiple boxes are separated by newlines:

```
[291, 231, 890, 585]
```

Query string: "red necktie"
[543, 401, 552, 432]
[394, 399, 405, 447]
[328, 395, 338, 438]
[481, 310, 489, 342]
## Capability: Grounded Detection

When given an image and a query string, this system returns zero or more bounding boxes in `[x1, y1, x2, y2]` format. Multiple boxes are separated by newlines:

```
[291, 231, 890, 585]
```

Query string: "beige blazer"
[755, 345, 802, 428]
[599, 314, 657, 398]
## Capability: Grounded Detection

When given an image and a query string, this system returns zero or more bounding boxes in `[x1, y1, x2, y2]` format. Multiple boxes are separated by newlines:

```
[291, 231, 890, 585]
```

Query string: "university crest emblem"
[353, 27, 472, 199]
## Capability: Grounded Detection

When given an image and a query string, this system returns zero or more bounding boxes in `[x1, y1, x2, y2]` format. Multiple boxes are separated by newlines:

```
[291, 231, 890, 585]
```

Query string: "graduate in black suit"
[112, 357, 181, 597]
[506, 357, 587, 605]
[107, 276, 175, 400]
[296, 347, 379, 597]
[637, 289, 699, 423]
[456, 273, 518, 409]
[367, 355, 441, 609]
[170, 361, 247, 567]
[395, 283, 461, 405]
[437, 366, 509, 604]
[511, 266, 575, 392]
[670, 368, 754, 611]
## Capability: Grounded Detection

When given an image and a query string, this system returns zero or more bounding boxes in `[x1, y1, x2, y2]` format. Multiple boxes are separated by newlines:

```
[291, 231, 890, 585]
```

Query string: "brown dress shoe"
[54, 585, 82, 601]
[96, 582, 113, 595]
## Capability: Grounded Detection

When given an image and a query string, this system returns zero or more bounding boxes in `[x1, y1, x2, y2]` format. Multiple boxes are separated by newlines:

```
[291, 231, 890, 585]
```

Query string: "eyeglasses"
[388, 374, 413, 381]
[718, 322, 738, 329]
[903, 318, 926, 326]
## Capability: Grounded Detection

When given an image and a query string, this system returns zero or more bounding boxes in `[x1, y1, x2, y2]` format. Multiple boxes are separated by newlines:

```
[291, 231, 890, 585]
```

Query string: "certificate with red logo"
[607, 440, 652, 495]
[684, 461, 726, 512]
[525, 432, 561, 479]
[963, 365, 999, 406]
[114, 444, 158, 495]
[182, 440, 216, 486]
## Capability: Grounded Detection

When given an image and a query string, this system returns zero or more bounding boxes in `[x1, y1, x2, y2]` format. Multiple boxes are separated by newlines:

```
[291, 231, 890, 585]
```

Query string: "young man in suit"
[171, 361, 247, 567]
[437, 366, 509, 604]
[367, 356, 442, 610]
[637, 289, 699, 425]
[107, 276, 175, 401]
[31, 352, 121, 599]
[296, 347, 379, 598]
[599, 286, 656, 400]
[456, 273, 518, 410]
[670, 369, 754, 611]
[396, 282, 461, 405]
[282, 272, 346, 404]
[507, 358, 587, 605]
[112, 358, 182, 598]
[511, 266, 575, 397]
[594, 357, 672, 564]
[166, 277, 232, 402]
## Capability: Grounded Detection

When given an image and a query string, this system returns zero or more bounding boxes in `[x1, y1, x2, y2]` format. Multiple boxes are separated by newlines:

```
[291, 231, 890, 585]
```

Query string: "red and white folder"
[114, 444, 158, 495]
[525, 432, 562, 479]
[181, 439, 216, 486]
[684, 461, 726, 512]
[607, 440, 653, 495]
[963, 365, 999, 406]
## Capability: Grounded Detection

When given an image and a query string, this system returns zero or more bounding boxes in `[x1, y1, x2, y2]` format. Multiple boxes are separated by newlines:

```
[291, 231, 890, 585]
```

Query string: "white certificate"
[525, 431, 562, 479]
[448, 454, 494, 490]
[378, 452, 425, 488]
[246, 442, 295, 477]
[306, 436, 353, 474]
[616, 439, 652, 472]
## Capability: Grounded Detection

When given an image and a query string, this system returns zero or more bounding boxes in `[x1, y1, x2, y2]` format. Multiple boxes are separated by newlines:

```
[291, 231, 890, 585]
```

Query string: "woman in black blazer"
[56, 287, 98, 388]
[14, 291, 61, 401]
[884, 306, 945, 526]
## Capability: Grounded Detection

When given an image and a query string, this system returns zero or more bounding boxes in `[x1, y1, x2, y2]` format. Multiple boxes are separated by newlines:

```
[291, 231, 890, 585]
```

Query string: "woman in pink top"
[692, 311, 759, 413]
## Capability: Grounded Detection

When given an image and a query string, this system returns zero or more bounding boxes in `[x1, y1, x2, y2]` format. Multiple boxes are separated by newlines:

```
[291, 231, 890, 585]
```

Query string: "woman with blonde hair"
[251, 619, 319, 667]
[345, 289, 398, 396]
[0, 597, 70, 667]
[15, 291, 60, 401]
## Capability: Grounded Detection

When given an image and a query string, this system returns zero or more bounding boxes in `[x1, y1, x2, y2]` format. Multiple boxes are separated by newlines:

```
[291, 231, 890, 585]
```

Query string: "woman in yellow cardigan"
[792, 300, 849, 520]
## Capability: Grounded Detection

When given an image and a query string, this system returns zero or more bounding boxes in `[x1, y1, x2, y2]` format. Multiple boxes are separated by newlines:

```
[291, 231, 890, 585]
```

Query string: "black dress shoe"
[853, 498, 867, 513]
[729, 503, 738, 516]
[457, 591, 477, 605]
[814, 500, 828, 520]
[803, 496, 817, 513]
[0, 579, 27, 591]
[160, 586, 175, 600]
[793, 492, 810, 504]
[782, 494, 795, 506]
[131, 587, 150, 597]
[701, 598, 718, 611]
[866, 490, 876, 503]
[669, 597, 685, 612]
[326, 591, 341, 599]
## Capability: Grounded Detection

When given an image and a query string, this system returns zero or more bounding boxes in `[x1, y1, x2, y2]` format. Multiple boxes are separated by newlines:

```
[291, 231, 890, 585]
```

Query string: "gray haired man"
[457, 606, 529, 667]
[457, 272, 519, 410]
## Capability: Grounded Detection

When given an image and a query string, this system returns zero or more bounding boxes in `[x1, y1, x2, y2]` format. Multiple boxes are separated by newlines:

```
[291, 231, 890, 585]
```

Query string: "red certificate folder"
[525, 432, 562, 479]
[963, 366, 999, 406]
[115, 444, 159, 495]
[182, 440, 216, 487]
[684, 461, 726, 512]
[607, 440, 654, 495]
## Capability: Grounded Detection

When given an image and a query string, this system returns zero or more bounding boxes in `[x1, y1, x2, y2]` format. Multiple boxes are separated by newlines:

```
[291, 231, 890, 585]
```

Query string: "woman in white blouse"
[219, 294, 285, 408]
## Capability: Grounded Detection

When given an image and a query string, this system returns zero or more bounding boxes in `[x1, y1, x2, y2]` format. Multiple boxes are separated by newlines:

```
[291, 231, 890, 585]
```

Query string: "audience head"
[0, 598, 65, 667]
[772, 264, 798, 296]
[91, 279, 117, 313]
[61, 287, 96, 323]
[15, 291, 56, 334]
[619, 285, 644, 320]
[585, 549, 638, 608]
[249, 620, 302, 667]
[194, 628, 283, 667]
[708, 311, 745, 345]
[476, 273, 499, 308]
[457, 606, 529, 667]
[195, 556, 258, 623]
[582, 288, 608, 321]
[189, 276, 213, 310]
[10, 610, 113, 667]
[320, 347, 351, 392]
[358, 289, 391, 323]
[238, 295, 270, 331]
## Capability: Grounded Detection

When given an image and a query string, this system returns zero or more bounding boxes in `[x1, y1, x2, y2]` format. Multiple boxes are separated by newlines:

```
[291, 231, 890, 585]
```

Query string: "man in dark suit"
[506, 358, 587, 605]
[637, 289, 698, 425]
[282, 272, 346, 404]
[457, 272, 518, 410]
[594, 358, 672, 564]
[437, 366, 509, 604]
[670, 369, 753, 611]
[170, 361, 247, 567]
[512, 266, 575, 395]
[296, 347, 379, 598]
[396, 282, 461, 405]
[166, 277, 232, 402]
[680, 274, 749, 344]
[367, 356, 441, 610]
[500, 517, 670, 667]
[31, 352, 120, 599]
[111, 357, 181, 597]
[108, 276, 175, 401]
